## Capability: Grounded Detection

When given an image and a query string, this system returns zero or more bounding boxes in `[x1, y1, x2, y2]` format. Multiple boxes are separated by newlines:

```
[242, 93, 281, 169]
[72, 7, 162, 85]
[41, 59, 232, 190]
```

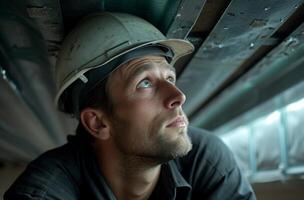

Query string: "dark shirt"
[4, 127, 256, 200]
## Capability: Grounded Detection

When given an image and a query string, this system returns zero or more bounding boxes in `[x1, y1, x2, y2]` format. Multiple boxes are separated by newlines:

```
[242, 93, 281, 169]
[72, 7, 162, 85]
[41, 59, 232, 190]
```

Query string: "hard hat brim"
[55, 38, 194, 108]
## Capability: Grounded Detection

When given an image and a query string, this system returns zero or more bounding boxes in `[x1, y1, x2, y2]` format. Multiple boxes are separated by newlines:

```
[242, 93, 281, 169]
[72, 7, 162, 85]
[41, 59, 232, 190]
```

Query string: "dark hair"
[79, 78, 113, 114]
[74, 77, 113, 142]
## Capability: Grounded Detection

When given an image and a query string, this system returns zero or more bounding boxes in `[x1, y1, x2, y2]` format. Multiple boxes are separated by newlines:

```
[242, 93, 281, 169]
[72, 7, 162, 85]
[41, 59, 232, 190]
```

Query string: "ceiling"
[0, 0, 304, 164]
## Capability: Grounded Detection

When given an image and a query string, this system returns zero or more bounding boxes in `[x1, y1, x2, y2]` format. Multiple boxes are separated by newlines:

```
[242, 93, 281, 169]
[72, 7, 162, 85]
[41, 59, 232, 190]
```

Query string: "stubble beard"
[152, 126, 192, 163]
[110, 113, 193, 165]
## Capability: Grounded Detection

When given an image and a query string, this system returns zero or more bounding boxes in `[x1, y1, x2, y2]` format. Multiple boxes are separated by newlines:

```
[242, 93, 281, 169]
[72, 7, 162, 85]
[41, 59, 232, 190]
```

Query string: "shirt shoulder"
[4, 142, 81, 199]
[186, 126, 236, 174]
[175, 126, 256, 199]
[176, 127, 236, 185]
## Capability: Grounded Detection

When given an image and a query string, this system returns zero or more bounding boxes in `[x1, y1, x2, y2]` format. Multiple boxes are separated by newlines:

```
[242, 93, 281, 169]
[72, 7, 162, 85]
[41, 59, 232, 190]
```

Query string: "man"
[5, 12, 256, 199]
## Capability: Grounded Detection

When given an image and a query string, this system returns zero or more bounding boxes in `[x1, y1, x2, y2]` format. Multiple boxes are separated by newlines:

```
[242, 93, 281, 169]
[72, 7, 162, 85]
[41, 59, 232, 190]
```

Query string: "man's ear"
[80, 108, 110, 140]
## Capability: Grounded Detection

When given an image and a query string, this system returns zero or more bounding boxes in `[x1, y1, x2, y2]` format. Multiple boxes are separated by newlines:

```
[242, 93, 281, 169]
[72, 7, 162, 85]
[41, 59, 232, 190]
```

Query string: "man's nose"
[163, 82, 186, 109]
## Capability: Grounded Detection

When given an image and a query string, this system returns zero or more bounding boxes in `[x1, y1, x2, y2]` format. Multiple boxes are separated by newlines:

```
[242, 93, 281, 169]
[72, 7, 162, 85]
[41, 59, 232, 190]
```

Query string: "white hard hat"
[55, 12, 194, 114]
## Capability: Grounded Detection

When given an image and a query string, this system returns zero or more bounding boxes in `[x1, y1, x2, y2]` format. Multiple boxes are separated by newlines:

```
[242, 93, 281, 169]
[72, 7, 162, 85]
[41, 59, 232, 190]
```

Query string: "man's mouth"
[166, 116, 187, 128]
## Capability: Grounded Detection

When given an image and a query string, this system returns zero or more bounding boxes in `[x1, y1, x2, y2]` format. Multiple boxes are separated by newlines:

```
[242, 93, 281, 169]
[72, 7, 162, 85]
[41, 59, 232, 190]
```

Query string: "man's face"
[106, 55, 192, 163]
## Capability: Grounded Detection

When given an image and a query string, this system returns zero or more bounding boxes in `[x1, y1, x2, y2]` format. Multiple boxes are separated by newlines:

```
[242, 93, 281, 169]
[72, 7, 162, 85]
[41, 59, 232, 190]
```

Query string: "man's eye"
[167, 76, 176, 84]
[137, 79, 153, 89]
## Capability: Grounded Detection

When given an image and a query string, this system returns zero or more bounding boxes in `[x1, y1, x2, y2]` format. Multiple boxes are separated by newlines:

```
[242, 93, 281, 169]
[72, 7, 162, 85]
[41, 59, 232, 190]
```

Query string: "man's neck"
[93, 141, 161, 200]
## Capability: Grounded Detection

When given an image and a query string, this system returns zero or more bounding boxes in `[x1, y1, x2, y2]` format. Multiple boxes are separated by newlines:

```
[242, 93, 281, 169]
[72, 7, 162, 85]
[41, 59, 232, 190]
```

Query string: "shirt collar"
[155, 160, 191, 199]
[167, 160, 191, 189]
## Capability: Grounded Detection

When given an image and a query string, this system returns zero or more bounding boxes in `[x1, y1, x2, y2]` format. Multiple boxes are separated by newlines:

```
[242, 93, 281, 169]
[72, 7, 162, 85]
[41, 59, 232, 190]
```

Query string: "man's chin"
[146, 136, 192, 165]
[177, 132, 192, 156]
[163, 127, 192, 158]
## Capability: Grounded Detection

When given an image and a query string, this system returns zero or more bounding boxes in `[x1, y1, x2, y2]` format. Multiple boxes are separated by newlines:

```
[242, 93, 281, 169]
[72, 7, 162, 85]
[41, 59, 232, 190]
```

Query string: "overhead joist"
[177, 0, 303, 116]
[0, 76, 61, 149]
[165, 0, 207, 39]
[0, 143, 32, 163]
[191, 21, 304, 129]
[0, 122, 40, 161]
[25, 0, 63, 54]
[0, 4, 69, 144]
[60, 0, 207, 39]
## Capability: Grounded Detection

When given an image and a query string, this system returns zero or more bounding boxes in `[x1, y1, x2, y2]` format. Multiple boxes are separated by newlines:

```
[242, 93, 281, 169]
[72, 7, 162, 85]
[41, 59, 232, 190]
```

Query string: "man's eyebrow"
[126, 61, 176, 82]
[128, 64, 154, 80]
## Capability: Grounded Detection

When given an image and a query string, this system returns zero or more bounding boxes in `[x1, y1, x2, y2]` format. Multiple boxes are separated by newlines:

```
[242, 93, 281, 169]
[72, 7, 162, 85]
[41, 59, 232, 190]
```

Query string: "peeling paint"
[250, 19, 268, 28]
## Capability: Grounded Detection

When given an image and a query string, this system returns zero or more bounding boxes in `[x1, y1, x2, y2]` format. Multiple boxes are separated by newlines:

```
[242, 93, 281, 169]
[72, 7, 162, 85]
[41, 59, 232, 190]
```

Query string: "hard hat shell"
[55, 12, 194, 110]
